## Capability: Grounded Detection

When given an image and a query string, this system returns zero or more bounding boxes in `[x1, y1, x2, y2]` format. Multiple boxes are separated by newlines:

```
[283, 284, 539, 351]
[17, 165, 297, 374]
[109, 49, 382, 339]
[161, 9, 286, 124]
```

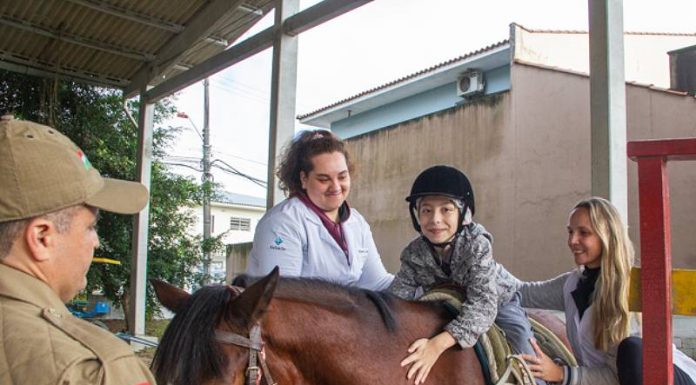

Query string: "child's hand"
[400, 332, 456, 384]
[520, 338, 564, 382]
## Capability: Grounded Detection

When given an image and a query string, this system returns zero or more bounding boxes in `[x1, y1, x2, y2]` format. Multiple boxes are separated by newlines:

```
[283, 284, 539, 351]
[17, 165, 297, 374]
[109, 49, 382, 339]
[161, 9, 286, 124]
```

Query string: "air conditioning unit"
[457, 70, 485, 97]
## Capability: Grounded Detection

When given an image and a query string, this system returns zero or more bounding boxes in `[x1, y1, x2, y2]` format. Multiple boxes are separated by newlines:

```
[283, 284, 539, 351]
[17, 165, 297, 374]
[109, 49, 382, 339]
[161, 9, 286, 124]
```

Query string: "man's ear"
[24, 218, 55, 262]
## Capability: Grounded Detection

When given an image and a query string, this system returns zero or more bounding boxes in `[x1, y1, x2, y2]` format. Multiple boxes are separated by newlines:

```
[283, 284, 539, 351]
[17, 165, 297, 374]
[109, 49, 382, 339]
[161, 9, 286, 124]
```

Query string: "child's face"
[418, 195, 460, 244]
[567, 207, 602, 268]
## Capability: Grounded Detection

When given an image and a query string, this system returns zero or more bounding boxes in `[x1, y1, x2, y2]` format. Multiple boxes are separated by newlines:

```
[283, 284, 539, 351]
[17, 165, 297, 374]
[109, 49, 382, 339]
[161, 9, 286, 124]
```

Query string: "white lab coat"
[246, 197, 394, 290]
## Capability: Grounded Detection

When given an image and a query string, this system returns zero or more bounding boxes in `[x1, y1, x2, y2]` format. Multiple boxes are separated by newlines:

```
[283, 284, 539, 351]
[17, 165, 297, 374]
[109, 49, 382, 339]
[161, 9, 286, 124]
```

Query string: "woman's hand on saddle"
[400, 331, 456, 384]
[520, 338, 564, 383]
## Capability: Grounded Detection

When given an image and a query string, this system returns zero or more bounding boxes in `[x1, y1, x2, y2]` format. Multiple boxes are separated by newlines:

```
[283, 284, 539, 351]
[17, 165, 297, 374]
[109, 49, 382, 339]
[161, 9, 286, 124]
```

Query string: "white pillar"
[129, 92, 154, 336]
[588, 0, 628, 222]
[266, 0, 300, 208]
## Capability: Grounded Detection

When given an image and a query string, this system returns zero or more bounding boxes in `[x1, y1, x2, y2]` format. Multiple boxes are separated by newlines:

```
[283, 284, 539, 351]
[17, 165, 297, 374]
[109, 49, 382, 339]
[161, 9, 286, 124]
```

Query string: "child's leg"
[617, 337, 696, 385]
[496, 292, 547, 385]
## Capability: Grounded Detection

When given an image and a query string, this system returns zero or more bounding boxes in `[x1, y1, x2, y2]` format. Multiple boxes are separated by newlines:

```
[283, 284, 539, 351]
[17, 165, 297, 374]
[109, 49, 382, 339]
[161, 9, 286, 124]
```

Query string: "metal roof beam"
[141, 0, 373, 102]
[66, 0, 231, 47]
[283, 0, 371, 36]
[0, 15, 154, 61]
[65, 0, 184, 32]
[0, 55, 128, 88]
[124, 0, 251, 97]
[144, 26, 276, 103]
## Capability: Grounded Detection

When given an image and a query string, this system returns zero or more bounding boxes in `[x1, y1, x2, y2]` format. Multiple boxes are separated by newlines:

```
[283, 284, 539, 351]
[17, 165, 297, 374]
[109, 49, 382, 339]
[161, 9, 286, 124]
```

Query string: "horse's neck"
[261, 298, 458, 385]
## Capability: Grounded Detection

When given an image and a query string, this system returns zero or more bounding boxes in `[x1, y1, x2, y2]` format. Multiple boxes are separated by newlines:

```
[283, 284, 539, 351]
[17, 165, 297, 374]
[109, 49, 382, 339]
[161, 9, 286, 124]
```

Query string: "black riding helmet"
[405, 165, 475, 234]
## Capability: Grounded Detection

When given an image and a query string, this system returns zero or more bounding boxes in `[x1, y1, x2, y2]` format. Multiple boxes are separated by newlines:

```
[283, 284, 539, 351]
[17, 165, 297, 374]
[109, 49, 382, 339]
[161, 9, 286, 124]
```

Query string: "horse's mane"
[151, 285, 231, 385]
[235, 274, 401, 330]
[274, 277, 398, 332]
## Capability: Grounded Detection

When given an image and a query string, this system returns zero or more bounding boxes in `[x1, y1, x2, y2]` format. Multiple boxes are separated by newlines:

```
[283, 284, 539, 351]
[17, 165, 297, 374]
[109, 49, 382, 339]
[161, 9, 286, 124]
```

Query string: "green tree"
[0, 71, 209, 322]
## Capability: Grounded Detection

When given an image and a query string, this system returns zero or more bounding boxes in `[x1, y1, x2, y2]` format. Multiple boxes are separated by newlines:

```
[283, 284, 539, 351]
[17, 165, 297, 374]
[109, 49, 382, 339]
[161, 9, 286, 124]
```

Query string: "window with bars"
[230, 217, 251, 231]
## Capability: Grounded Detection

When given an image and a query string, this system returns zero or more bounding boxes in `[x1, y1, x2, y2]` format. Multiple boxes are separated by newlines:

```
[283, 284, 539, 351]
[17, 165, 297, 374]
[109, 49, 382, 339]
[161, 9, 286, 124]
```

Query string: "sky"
[163, 0, 696, 199]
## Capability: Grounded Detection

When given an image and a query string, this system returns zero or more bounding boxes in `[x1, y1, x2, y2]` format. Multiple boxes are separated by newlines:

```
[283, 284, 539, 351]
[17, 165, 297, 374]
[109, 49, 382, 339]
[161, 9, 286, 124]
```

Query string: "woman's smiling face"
[300, 151, 351, 221]
[567, 207, 602, 268]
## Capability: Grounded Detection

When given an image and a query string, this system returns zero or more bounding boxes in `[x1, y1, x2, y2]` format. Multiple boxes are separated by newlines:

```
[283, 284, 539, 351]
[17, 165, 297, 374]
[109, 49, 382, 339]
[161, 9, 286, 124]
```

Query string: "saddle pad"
[420, 288, 576, 385]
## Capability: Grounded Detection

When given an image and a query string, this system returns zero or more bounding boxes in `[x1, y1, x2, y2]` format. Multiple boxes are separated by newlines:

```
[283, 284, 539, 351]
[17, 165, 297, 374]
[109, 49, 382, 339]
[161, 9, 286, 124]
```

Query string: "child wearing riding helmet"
[388, 165, 543, 385]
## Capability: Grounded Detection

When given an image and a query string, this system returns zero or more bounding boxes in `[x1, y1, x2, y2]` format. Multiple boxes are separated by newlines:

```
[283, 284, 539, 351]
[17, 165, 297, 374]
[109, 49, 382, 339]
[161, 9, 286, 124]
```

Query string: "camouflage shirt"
[388, 223, 520, 348]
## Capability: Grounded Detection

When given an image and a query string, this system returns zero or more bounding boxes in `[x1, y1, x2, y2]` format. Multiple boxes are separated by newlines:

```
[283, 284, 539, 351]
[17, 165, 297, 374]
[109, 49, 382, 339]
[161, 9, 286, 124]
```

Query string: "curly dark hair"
[277, 129, 354, 196]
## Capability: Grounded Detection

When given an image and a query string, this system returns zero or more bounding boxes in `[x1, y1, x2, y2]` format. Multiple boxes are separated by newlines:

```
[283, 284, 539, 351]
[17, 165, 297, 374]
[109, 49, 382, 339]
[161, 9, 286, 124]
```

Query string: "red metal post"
[635, 157, 673, 385]
[628, 137, 696, 385]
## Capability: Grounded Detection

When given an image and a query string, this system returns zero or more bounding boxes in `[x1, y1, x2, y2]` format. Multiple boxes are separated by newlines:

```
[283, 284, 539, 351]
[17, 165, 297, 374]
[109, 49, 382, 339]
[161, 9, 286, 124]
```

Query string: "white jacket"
[519, 271, 696, 385]
[246, 197, 393, 290]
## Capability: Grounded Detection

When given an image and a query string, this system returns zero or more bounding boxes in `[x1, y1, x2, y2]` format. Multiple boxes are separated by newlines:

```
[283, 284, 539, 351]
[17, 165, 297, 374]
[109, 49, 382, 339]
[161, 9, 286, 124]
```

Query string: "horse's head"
[151, 267, 279, 385]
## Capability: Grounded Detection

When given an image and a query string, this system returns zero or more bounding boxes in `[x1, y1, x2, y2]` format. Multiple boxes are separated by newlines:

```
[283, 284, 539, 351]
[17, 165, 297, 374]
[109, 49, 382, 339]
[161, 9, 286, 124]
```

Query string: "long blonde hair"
[573, 197, 634, 352]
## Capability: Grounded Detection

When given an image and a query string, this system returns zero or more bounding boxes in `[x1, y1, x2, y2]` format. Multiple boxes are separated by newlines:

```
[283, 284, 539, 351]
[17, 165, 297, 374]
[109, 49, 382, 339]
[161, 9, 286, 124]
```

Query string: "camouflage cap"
[0, 116, 148, 222]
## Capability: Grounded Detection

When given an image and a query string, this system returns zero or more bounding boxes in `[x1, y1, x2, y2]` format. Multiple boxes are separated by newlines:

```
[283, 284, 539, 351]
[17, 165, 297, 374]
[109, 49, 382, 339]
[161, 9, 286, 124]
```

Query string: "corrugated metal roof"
[0, 0, 274, 89]
[297, 39, 509, 120]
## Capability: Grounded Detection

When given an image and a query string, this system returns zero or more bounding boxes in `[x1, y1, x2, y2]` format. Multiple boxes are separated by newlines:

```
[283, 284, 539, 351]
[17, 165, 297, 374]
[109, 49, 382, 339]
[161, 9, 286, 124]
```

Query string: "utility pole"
[202, 78, 212, 283]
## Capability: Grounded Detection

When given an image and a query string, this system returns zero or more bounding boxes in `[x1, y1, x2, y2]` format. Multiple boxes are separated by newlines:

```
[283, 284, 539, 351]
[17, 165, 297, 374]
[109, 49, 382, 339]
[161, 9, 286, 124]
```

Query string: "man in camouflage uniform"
[388, 165, 543, 385]
[0, 116, 156, 385]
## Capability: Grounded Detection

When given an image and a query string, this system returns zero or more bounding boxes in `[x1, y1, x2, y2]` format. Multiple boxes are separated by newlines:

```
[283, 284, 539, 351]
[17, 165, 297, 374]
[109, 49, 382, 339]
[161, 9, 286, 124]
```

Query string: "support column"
[588, 0, 628, 221]
[266, 0, 299, 208]
[635, 157, 673, 385]
[627, 138, 696, 385]
[128, 92, 154, 337]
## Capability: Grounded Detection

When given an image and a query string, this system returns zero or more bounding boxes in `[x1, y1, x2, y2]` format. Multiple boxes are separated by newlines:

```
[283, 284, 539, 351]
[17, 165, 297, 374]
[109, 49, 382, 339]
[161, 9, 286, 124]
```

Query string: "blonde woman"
[518, 197, 696, 385]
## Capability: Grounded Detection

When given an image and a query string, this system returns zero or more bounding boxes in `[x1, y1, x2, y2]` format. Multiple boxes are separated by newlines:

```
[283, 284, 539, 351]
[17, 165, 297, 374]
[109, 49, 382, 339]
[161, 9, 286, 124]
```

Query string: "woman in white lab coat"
[245, 129, 393, 290]
[518, 197, 696, 385]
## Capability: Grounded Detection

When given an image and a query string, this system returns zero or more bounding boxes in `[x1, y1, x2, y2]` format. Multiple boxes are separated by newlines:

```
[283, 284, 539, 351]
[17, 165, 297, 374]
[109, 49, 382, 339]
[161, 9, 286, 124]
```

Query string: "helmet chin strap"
[427, 237, 457, 250]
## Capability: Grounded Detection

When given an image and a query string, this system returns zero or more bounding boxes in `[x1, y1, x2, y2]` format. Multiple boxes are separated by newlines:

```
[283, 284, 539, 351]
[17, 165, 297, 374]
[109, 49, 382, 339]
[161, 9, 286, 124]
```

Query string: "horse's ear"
[228, 267, 279, 326]
[150, 279, 190, 313]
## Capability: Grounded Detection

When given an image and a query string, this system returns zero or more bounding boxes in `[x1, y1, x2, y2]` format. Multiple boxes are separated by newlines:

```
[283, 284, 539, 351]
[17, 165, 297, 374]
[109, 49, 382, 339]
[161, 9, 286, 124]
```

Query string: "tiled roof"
[297, 39, 509, 120]
[515, 24, 696, 37]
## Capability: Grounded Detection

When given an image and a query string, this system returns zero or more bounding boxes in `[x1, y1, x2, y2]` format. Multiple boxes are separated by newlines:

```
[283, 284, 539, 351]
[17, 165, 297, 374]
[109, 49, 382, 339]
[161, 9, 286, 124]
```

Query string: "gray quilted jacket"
[388, 223, 520, 348]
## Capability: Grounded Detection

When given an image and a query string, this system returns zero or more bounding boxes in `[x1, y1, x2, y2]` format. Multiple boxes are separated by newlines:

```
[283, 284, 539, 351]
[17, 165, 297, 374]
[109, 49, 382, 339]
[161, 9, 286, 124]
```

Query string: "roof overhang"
[0, 0, 372, 100]
[0, 0, 274, 92]
[299, 42, 510, 128]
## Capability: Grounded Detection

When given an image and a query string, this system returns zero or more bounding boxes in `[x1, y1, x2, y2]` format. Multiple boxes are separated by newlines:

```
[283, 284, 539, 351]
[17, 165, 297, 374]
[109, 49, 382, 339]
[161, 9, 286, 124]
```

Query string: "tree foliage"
[0, 70, 208, 319]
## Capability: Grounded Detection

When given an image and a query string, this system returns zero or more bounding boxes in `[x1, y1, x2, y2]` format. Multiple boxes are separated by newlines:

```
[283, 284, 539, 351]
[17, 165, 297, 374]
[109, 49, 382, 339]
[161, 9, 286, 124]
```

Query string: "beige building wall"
[512, 24, 696, 89]
[347, 64, 696, 280]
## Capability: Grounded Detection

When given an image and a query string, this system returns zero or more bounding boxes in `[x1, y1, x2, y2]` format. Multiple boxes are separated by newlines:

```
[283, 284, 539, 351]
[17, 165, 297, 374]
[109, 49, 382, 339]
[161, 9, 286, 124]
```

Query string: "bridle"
[215, 324, 276, 385]
[214, 285, 276, 385]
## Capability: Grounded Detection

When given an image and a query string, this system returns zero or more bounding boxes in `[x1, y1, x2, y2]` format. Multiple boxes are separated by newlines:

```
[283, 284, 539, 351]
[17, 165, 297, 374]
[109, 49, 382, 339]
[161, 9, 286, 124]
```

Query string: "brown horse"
[151, 267, 486, 385]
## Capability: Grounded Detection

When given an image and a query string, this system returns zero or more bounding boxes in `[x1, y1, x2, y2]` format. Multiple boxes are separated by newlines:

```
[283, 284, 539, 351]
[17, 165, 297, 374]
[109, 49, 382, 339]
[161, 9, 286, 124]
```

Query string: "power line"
[164, 156, 266, 188]
[211, 149, 267, 166]
[211, 158, 266, 188]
